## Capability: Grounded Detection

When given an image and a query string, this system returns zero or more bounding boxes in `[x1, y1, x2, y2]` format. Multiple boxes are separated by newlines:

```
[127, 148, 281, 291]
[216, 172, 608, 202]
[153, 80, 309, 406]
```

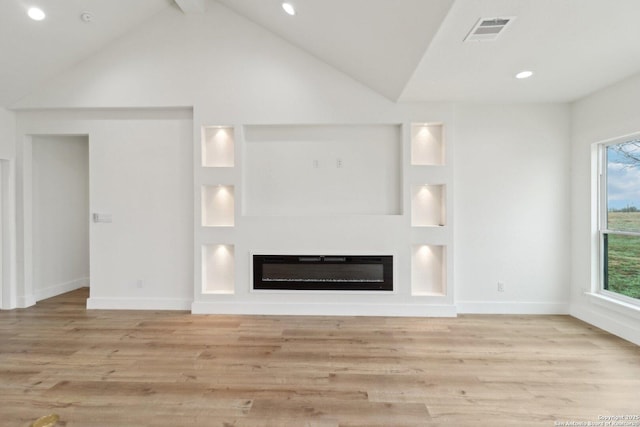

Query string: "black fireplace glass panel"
[253, 255, 393, 291]
[263, 263, 384, 283]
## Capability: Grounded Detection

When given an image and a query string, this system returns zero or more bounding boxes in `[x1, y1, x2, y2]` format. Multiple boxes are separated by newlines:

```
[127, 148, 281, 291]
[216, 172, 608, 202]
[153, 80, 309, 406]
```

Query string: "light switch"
[93, 213, 112, 223]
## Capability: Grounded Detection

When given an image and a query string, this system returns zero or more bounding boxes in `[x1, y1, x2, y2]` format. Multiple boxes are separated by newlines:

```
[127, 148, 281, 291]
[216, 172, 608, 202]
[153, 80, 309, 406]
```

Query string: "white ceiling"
[2, 0, 640, 107]
[401, 0, 640, 103]
[0, 0, 173, 107]
[215, 0, 455, 101]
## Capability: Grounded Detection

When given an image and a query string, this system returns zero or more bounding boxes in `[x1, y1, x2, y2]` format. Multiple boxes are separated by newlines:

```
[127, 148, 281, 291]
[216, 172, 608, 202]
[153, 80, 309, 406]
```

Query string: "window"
[599, 136, 640, 303]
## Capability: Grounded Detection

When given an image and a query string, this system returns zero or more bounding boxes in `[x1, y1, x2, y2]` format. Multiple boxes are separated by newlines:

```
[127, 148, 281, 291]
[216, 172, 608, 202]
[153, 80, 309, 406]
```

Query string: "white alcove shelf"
[411, 184, 446, 227]
[411, 244, 446, 296]
[411, 123, 444, 166]
[202, 126, 234, 167]
[202, 244, 235, 294]
[202, 185, 235, 227]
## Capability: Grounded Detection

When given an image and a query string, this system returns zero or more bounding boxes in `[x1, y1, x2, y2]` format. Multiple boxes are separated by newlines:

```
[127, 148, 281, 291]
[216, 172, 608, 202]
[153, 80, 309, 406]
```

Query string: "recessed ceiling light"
[28, 7, 46, 21]
[282, 2, 295, 16]
[515, 70, 534, 79]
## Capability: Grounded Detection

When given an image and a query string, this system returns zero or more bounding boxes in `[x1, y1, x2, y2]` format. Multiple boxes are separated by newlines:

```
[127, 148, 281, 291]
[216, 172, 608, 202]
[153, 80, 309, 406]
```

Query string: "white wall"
[0, 108, 16, 310]
[571, 72, 640, 345]
[0, 108, 15, 158]
[243, 124, 402, 216]
[16, 109, 193, 309]
[455, 104, 571, 313]
[10, 3, 575, 316]
[12, 3, 456, 315]
[11, 4, 396, 122]
[32, 135, 89, 300]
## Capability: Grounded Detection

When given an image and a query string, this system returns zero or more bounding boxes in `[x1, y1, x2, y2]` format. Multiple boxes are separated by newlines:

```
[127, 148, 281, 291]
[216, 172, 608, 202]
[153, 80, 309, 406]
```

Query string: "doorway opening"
[31, 135, 89, 302]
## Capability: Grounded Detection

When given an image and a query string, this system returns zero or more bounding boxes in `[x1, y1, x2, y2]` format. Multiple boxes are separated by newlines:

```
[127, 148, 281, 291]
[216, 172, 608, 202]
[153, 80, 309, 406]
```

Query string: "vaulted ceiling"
[2, 0, 640, 107]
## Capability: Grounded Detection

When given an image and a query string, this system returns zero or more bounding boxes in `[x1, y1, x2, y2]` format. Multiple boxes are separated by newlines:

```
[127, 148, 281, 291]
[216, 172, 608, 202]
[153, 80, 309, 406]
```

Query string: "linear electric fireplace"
[253, 255, 393, 291]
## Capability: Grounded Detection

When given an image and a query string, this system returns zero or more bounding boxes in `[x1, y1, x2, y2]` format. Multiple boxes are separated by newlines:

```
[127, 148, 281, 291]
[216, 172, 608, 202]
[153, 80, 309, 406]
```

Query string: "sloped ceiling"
[3, 0, 640, 107]
[400, 0, 640, 103]
[215, 0, 455, 102]
[0, 0, 173, 107]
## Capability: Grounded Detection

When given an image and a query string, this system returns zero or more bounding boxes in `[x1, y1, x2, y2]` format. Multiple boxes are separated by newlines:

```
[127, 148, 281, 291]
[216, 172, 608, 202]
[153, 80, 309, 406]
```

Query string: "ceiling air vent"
[464, 17, 515, 42]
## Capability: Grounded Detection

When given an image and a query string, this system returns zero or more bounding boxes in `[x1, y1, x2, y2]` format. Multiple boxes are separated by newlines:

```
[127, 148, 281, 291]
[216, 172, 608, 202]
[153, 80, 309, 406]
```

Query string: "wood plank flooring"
[1, 288, 639, 426]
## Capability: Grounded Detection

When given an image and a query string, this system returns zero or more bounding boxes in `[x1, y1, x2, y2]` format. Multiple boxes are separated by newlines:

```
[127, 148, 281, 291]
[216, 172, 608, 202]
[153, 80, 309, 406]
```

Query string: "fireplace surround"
[193, 122, 453, 317]
[253, 255, 393, 291]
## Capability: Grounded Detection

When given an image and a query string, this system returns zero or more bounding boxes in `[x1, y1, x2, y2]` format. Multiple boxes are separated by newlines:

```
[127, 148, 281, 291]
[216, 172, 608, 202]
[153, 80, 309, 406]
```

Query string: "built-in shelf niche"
[202, 126, 234, 167]
[411, 123, 444, 166]
[202, 185, 234, 227]
[411, 184, 446, 227]
[411, 244, 446, 296]
[202, 244, 234, 294]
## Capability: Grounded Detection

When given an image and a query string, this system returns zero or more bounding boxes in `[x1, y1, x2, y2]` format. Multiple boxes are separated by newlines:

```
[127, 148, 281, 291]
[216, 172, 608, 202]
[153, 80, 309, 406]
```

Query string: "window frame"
[597, 135, 640, 306]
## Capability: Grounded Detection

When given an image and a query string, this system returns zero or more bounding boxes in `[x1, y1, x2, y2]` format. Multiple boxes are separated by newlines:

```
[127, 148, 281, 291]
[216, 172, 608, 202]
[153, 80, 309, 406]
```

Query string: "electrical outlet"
[497, 281, 505, 292]
[136, 279, 144, 289]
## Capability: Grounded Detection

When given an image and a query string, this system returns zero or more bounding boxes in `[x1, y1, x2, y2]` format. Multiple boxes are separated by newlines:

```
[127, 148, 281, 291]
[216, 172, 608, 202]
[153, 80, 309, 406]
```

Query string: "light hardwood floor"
[1, 289, 639, 427]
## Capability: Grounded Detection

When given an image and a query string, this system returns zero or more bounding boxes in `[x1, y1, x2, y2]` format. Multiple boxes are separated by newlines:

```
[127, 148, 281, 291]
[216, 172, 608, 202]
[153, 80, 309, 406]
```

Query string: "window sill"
[584, 292, 640, 321]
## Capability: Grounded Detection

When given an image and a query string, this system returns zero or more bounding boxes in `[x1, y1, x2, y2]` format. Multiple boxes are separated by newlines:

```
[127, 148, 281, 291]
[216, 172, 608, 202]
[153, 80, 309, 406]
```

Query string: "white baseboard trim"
[570, 303, 640, 346]
[35, 277, 89, 302]
[191, 301, 458, 317]
[17, 295, 36, 308]
[457, 301, 570, 315]
[87, 297, 192, 311]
